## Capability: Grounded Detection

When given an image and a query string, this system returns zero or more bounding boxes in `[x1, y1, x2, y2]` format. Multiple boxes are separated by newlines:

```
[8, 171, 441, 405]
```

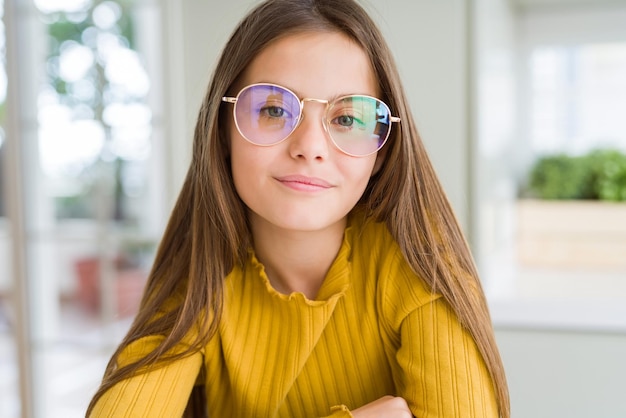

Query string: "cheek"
[340, 155, 379, 190]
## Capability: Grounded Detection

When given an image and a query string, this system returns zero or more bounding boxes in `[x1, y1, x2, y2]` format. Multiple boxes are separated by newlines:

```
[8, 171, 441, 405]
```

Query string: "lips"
[276, 174, 333, 190]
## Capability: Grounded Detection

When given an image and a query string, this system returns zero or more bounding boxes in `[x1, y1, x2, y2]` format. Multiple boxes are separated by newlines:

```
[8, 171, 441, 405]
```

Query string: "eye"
[267, 106, 285, 117]
[335, 115, 354, 127]
[331, 114, 366, 130]
[260, 105, 290, 119]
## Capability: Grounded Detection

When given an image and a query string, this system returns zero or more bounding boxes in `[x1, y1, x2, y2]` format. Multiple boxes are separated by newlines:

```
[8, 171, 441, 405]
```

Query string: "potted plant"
[75, 237, 155, 317]
[517, 149, 626, 268]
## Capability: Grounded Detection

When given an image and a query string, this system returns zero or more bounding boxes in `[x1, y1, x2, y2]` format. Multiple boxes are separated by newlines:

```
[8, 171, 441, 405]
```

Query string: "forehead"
[238, 31, 379, 99]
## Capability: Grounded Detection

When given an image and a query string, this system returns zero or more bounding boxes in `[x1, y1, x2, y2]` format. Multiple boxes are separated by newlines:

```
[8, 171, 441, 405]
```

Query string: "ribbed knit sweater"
[90, 214, 498, 417]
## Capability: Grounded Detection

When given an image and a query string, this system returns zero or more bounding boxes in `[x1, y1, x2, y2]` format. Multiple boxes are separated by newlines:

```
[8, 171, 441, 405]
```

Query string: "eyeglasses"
[222, 83, 400, 157]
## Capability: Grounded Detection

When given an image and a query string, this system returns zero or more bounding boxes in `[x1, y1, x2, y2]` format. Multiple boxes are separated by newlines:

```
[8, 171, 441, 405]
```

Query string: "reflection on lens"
[235, 84, 300, 146]
[327, 96, 391, 156]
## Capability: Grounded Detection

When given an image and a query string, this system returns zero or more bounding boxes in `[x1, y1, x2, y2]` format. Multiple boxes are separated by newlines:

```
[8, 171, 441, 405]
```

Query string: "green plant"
[592, 150, 626, 201]
[524, 149, 626, 201]
[44, 1, 145, 222]
[525, 153, 592, 200]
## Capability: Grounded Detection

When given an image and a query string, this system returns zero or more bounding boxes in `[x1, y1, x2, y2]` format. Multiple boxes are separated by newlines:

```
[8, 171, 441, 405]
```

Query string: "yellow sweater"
[90, 215, 498, 417]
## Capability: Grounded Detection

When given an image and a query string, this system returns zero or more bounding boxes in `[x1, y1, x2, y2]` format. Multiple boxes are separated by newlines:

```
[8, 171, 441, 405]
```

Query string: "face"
[228, 31, 383, 234]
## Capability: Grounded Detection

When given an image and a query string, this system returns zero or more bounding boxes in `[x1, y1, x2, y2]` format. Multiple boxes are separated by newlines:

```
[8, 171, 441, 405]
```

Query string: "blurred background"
[1, 0, 625, 417]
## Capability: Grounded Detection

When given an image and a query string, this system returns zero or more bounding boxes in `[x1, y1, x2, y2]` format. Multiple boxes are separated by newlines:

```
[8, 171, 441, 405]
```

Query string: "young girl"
[87, 0, 510, 417]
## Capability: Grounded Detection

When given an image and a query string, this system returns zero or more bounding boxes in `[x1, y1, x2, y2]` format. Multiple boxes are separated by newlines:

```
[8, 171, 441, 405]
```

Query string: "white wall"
[497, 328, 626, 418]
[364, 0, 470, 230]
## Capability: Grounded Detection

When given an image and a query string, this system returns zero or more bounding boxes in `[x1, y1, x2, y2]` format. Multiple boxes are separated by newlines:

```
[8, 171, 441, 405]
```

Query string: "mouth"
[276, 174, 333, 191]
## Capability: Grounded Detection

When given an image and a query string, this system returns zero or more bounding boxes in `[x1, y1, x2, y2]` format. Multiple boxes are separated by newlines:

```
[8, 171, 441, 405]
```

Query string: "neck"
[250, 215, 347, 300]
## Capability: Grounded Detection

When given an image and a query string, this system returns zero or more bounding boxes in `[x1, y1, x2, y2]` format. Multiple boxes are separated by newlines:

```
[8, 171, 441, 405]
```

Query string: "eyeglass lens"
[233, 84, 392, 156]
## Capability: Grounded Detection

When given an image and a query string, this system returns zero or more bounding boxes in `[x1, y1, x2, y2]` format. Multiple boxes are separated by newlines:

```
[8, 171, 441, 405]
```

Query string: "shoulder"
[349, 212, 441, 329]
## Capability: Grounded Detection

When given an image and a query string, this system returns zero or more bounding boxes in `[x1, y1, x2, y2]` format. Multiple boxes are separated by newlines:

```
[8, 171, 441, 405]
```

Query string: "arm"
[89, 336, 203, 418]
[325, 299, 493, 418]
[395, 297, 499, 418]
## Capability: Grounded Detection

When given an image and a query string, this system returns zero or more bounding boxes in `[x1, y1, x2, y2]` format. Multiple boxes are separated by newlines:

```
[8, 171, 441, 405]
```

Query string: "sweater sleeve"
[375, 238, 499, 418]
[395, 298, 499, 418]
[89, 335, 203, 418]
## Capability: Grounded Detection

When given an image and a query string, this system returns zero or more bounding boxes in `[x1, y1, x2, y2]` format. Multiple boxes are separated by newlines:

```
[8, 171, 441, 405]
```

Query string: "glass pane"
[38, 0, 152, 224]
[517, 43, 626, 303]
[475, 5, 626, 333]
[529, 44, 626, 155]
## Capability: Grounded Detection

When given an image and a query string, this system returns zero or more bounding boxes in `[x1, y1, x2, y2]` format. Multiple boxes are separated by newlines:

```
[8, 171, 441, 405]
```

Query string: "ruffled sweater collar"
[246, 219, 355, 306]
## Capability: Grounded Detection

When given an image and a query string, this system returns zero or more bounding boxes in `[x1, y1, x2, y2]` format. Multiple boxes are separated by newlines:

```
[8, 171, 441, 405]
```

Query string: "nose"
[288, 100, 330, 161]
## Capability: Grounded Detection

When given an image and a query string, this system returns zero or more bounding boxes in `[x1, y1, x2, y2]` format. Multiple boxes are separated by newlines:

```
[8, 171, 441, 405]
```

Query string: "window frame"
[486, 2, 626, 332]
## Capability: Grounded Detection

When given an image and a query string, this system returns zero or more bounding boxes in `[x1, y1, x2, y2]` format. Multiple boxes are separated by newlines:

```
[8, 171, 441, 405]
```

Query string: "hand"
[351, 395, 413, 418]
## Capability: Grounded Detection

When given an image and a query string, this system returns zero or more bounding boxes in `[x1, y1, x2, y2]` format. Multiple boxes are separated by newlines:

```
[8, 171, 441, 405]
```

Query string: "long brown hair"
[87, 1, 510, 416]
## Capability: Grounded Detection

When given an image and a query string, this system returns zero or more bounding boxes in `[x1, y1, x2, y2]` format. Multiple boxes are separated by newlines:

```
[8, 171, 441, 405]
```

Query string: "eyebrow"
[255, 81, 376, 102]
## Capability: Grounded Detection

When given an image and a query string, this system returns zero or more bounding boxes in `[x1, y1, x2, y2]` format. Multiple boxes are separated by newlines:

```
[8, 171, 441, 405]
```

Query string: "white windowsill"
[489, 297, 626, 333]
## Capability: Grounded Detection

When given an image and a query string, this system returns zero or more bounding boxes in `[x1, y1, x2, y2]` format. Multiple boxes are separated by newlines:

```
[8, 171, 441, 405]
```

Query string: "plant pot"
[516, 199, 626, 268]
[74, 256, 147, 317]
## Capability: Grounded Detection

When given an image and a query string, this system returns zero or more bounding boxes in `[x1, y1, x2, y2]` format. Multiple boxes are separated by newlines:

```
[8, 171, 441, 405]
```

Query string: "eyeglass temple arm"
[222, 97, 237, 103]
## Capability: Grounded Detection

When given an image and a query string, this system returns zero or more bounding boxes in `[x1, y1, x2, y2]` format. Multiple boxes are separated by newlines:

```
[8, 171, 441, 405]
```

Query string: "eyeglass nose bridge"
[299, 97, 330, 118]
[301, 97, 329, 105]
[293, 97, 333, 135]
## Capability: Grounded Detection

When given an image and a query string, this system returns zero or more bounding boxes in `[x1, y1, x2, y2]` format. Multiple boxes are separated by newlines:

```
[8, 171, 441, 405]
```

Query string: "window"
[2, 0, 167, 416]
[478, 3, 626, 331]
[529, 43, 626, 155]
[38, 0, 153, 223]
